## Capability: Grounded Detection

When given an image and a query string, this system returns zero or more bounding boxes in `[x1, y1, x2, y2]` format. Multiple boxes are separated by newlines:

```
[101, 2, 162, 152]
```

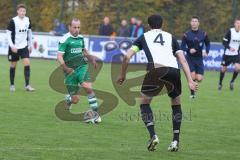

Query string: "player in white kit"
[218, 19, 240, 90]
[6, 4, 35, 92]
[117, 14, 197, 152]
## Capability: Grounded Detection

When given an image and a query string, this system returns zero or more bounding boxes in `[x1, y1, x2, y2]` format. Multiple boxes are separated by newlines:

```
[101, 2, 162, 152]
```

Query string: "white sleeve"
[28, 29, 33, 47]
[6, 30, 14, 48]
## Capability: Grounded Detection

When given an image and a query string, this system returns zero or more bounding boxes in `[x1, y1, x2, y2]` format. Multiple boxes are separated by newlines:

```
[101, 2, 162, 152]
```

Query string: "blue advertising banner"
[87, 36, 233, 71]
[203, 43, 226, 71]
[0, 31, 234, 71]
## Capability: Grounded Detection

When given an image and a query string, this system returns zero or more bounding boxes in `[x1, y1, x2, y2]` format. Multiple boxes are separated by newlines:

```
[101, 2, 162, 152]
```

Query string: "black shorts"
[141, 67, 182, 99]
[221, 54, 240, 66]
[8, 46, 29, 62]
[185, 55, 204, 75]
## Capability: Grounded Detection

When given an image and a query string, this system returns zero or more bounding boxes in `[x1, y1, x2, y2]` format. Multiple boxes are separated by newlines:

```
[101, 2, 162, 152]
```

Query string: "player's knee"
[140, 94, 152, 104]
[221, 67, 227, 72]
[82, 82, 93, 94]
[24, 62, 30, 66]
[10, 62, 17, 68]
[85, 88, 94, 95]
[23, 58, 30, 66]
[235, 65, 240, 72]
[196, 77, 203, 82]
[171, 96, 181, 105]
[234, 68, 240, 72]
[191, 74, 196, 80]
[72, 96, 79, 104]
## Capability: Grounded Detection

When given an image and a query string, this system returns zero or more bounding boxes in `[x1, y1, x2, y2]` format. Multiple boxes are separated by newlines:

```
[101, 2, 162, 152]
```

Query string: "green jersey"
[58, 32, 87, 69]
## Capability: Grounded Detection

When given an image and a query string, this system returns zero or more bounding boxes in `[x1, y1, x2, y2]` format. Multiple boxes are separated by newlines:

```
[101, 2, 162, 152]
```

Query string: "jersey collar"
[17, 16, 25, 20]
[69, 33, 79, 38]
[235, 28, 240, 32]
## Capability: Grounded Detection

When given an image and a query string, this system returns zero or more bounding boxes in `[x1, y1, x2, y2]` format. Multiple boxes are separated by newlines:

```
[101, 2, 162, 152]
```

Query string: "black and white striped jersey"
[7, 16, 32, 49]
[132, 29, 181, 69]
[223, 28, 240, 56]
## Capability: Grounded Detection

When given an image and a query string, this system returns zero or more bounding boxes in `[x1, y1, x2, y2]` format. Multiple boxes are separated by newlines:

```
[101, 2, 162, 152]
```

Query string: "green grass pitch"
[0, 56, 239, 160]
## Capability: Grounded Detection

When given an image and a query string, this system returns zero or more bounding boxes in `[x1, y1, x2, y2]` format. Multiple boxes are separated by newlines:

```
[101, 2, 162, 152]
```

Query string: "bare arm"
[176, 51, 192, 82]
[117, 35, 143, 84]
[176, 50, 198, 91]
[117, 49, 136, 84]
[83, 48, 94, 61]
[57, 53, 65, 65]
[57, 53, 73, 74]
[83, 48, 97, 68]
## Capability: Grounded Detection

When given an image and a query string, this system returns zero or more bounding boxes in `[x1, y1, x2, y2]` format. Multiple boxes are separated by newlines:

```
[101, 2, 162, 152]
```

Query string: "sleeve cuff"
[58, 51, 65, 54]
[130, 45, 140, 53]
[175, 50, 182, 54]
[223, 38, 228, 41]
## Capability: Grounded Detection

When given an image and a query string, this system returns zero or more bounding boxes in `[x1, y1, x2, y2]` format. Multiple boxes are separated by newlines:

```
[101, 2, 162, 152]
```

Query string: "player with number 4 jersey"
[117, 14, 197, 152]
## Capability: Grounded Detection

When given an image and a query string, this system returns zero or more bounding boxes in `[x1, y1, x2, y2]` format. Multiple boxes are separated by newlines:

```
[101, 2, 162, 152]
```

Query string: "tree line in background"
[0, 0, 239, 41]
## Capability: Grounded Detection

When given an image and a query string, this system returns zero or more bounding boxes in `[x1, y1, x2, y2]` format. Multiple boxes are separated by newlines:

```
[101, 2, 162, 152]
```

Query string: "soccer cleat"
[25, 85, 35, 92]
[230, 82, 234, 91]
[168, 140, 179, 152]
[189, 95, 196, 99]
[83, 110, 101, 124]
[94, 115, 102, 123]
[10, 85, 16, 92]
[64, 94, 72, 110]
[147, 135, 159, 151]
[218, 84, 222, 90]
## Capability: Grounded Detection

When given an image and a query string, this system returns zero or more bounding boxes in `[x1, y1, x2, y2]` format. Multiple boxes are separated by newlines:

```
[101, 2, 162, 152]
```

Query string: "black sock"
[172, 105, 182, 142]
[24, 66, 30, 86]
[10, 67, 16, 85]
[190, 89, 195, 95]
[231, 71, 238, 83]
[190, 80, 195, 95]
[140, 104, 155, 138]
[219, 72, 225, 85]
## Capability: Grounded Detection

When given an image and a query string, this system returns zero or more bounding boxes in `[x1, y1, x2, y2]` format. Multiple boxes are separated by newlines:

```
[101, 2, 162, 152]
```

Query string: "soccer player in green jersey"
[57, 18, 100, 122]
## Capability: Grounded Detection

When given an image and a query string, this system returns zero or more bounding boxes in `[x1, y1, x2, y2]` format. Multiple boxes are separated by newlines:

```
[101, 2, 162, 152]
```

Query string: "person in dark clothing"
[52, 19, 68, 36]
[118, 19, 129, 37]
[133, 18, 144, 38]
[181, 16, 210, 98]
[117, 14, 197, 152]
[129, 17, 137, 37]
[99, 16, 114, 36]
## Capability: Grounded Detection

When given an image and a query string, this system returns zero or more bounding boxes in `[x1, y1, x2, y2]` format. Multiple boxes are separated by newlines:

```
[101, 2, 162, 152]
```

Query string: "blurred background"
[0, 0, 239, 41]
